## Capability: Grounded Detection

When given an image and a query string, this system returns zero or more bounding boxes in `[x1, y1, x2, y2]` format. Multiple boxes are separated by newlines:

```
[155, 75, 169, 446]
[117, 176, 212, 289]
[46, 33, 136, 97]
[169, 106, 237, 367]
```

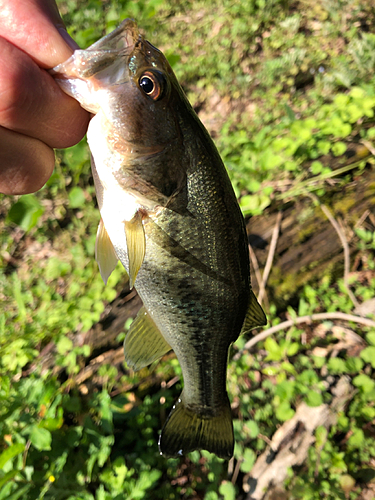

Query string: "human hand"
[0, 0, 90, 194]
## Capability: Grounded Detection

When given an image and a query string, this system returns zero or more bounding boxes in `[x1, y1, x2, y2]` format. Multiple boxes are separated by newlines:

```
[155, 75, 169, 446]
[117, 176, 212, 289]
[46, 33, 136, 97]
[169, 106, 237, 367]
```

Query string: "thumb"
[0, 0, 78, 68]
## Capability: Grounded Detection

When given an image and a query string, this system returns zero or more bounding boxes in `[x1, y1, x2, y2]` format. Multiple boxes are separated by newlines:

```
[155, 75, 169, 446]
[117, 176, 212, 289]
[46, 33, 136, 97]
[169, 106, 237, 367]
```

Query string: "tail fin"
[158, 394, 234, 460]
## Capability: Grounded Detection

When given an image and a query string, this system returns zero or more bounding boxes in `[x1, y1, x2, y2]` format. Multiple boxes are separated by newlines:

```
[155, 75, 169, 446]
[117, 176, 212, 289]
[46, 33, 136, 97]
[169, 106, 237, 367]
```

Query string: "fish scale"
[51, 18, 266, 459]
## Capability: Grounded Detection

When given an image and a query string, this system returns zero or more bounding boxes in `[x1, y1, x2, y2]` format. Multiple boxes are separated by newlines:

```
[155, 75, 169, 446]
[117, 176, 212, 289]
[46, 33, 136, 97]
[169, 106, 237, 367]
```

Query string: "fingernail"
[58, 27, 80, 51]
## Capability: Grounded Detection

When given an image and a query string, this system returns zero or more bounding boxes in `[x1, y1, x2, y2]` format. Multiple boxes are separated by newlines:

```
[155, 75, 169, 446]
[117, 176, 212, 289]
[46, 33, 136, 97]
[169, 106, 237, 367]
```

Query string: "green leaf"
[310, 161, 324, 174]
[262, 365, 280, 376]
[313, 354, 326, 368]
[276, 401, 295, 421]
[240, 193, 271, 216]
[96, 485, 111, 500]
[327, 357, 346, 374]
[100, 456, 128, 493]
[39, 416, 63, 432]
[0, 443, 25, 469]
[345, 357, 363, 373]
[353, 373, 375, 393]
[317, 140, 331, 155]
[305, 390, 323, 407]
[244, 420, 259, 439]
[355, 228, 373, 243]
[347, 428, 365, 449]
[276, 380, 295, 400]
[281, 361, 297, 375]
[219, 481, 236, 500]
[6, 194, 44, 231]
[56, 337, 73, 355]
[286, 342, 299, 357]
[240, 448, 256, 473]
[315, 426, 328, 448]
[360, 346, 375, 368]
[0, 470, 20, 489]
[29, 426, 52, 451]
[204, 492, 219, 500]
[68, 186, 86, 208]
[331, 141, 347, 157]
[264, 337, 283, 361]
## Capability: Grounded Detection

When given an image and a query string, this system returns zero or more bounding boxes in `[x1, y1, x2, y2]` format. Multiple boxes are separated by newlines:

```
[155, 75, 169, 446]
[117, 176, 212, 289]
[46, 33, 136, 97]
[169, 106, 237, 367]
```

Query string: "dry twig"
[233, 312, 375, 361]
[248, 243, 269, 310]
[257, 211, 282, 305]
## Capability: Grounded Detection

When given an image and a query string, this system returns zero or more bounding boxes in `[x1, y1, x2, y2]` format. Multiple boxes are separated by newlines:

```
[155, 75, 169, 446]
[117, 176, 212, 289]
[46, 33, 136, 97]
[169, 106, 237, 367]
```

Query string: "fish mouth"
[50, 18, 140, 83]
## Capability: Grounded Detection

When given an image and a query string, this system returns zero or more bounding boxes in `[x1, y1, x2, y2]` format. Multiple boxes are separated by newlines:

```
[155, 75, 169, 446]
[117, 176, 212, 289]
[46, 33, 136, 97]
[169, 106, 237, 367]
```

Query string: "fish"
[51, 19, 266, 460]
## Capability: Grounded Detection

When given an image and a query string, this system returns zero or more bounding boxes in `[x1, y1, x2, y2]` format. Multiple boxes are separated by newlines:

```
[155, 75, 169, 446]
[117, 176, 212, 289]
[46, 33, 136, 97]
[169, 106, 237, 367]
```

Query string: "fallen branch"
[233, 312, 375, 361]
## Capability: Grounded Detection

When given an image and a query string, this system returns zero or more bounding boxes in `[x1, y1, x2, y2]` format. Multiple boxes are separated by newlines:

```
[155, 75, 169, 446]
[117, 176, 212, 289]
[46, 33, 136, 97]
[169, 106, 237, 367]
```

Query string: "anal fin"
[95, 218, 118, 284]
[124, 211, 146, 289]
[124, 307, 172, 371]
[240, 290, 267, 335]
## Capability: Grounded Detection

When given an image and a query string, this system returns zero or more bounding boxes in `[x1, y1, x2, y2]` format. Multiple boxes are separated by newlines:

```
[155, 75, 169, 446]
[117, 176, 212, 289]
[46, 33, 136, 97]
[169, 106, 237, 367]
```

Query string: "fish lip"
[50, 18, 140, 80]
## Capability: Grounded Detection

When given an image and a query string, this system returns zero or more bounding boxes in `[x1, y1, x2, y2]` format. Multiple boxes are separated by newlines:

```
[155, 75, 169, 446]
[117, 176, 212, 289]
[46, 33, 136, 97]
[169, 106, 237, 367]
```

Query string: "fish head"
[51, 19, 182, 151]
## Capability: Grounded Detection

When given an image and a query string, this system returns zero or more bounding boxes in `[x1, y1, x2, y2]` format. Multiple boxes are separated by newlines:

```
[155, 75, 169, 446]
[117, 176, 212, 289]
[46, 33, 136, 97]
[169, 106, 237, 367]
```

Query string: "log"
[247, 160, 375, 306]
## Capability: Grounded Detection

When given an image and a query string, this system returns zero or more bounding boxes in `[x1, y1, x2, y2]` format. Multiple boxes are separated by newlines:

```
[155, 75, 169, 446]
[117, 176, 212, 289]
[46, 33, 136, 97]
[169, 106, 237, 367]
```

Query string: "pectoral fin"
[124, 211, 146, 289]
[124, 307, 172, 371]
[95, 218, 118, 284]
[240, 290, 267, 334]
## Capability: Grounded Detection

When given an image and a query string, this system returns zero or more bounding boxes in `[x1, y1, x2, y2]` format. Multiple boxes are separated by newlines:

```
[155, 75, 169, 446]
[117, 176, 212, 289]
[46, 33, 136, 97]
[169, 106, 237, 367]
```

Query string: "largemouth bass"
[51, 19, 266, 459]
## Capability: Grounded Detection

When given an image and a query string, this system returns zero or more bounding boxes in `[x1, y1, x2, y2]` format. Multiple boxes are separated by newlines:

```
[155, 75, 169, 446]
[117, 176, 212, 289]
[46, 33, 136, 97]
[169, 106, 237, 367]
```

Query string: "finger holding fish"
[0, 0, 89, 195]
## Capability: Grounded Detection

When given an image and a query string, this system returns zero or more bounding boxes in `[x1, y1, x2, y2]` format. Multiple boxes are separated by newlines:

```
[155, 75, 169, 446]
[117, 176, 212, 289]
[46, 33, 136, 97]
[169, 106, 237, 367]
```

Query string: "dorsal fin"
[124, 307, 172, 371]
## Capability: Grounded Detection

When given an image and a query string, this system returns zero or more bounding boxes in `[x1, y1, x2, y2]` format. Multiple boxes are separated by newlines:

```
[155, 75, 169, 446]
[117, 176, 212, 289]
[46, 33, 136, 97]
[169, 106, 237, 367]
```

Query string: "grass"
[1, 0, 375, 498]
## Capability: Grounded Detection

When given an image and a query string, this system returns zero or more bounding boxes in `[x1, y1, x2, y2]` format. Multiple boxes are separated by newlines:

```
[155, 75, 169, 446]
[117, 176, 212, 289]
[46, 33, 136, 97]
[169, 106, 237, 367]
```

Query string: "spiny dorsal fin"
[124, 211, 146, 289]
[95, 218, 118, 284]
[240, 290, 267, 335]
[124, 307, 172, 371]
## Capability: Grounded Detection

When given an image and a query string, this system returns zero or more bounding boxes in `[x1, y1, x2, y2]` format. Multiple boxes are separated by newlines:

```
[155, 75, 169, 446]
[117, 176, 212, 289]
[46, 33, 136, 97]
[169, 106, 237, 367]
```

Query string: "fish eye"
[138, 71, 164, 100]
